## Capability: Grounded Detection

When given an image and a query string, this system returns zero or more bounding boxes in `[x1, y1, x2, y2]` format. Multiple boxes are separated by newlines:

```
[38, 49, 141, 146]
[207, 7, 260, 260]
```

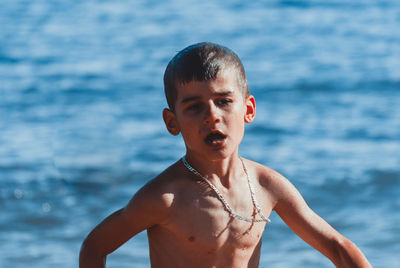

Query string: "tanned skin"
[80, 67, 371, 267]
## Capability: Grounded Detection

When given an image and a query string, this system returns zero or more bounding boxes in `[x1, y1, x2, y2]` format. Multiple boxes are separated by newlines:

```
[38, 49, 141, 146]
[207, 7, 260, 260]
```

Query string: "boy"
[79, 42, 371, 267]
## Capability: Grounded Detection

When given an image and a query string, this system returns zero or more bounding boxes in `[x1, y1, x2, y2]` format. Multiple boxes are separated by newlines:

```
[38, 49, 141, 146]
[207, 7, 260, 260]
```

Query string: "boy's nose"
[203, 103, 221, 125]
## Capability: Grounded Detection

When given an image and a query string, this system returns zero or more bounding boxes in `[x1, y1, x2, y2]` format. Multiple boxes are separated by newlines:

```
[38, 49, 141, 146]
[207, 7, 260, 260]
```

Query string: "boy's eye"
[186, 103, 203, 111]
[216, 98, 232, 107]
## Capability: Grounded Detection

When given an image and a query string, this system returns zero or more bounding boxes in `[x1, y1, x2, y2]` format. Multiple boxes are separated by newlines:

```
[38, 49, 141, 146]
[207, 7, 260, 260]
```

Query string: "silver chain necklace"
[181, 156, 270, 223]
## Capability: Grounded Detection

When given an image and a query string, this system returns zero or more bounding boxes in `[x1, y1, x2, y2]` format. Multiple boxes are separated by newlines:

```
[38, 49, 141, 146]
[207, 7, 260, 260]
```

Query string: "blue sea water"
[1, 0, 399, 267]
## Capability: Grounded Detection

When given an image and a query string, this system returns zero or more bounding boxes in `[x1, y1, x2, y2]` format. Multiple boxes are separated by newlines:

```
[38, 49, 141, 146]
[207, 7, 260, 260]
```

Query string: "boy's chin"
[198, 148, 239, 161]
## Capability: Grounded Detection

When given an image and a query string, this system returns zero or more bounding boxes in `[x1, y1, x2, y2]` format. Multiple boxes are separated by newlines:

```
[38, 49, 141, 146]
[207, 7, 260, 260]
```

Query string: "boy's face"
[163, 67, 256, 161]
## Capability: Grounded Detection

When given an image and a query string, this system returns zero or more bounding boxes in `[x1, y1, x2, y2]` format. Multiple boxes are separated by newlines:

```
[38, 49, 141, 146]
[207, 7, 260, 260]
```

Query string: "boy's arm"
[79, 179, 171, 268]
[270, 173, 371, 268]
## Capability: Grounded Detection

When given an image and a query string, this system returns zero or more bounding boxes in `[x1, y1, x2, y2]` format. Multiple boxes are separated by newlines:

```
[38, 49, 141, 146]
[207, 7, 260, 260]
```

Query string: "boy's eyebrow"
[181, 95, 201, 104]
[180, 91, 234, 103]
[214, 91, 234, 97]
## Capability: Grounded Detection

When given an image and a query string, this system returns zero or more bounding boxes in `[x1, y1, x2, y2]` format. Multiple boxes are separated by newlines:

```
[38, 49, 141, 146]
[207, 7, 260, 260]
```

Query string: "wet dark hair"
[163, 42, 249, 112]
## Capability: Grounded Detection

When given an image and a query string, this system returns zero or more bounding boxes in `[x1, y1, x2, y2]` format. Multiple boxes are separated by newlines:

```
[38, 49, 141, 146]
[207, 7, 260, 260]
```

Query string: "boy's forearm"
[79, 254, 106, 268]
[79, 209, 127, 267]
[79, 240, 107, 268]
[333, 237, 372, 268]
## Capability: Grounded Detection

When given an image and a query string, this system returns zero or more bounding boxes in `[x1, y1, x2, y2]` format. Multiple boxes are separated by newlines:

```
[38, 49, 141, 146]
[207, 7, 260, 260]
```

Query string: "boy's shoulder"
[243, 158, 294, 202]
[243, 158, 286, 183]
[147, 159, 187, 191]
[132, 160, 190, 206]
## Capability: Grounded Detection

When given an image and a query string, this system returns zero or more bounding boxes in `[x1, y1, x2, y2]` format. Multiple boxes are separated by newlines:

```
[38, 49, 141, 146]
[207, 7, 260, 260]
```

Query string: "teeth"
[205, 132, 226, 143]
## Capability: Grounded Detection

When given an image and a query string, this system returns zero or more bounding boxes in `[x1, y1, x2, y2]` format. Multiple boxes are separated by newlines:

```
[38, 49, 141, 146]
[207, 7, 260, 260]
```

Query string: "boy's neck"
[184, 152, 244, 188]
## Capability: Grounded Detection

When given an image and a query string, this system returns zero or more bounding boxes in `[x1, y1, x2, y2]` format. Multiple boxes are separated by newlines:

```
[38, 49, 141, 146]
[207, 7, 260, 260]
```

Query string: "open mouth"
[204, 131, 227, 145]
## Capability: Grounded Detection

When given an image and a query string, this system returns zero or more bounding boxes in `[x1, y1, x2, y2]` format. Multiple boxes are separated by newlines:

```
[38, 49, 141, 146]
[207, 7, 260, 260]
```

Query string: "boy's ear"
[244, 95, 256, 123]
[162, 108, 180, 136]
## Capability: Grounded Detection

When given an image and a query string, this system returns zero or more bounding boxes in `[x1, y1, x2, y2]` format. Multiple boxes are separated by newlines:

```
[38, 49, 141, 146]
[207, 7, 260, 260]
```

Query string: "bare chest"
[166, 189, 270, 251]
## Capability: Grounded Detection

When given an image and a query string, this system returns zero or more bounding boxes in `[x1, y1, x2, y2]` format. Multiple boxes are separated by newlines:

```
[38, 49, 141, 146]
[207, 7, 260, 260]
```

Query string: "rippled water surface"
[1, 0, 399, 267]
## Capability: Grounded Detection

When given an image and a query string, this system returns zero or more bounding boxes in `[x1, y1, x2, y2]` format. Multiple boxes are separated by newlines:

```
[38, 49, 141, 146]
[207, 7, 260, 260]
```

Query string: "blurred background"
[1, 0, 399, 267]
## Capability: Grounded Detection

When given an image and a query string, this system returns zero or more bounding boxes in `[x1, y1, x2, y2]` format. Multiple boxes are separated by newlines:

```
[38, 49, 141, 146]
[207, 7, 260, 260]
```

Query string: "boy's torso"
[146, 159, 274, 268]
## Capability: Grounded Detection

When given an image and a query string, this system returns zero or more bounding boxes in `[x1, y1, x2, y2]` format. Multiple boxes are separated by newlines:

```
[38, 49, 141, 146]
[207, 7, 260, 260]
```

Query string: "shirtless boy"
[79, 42, 371, 267]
